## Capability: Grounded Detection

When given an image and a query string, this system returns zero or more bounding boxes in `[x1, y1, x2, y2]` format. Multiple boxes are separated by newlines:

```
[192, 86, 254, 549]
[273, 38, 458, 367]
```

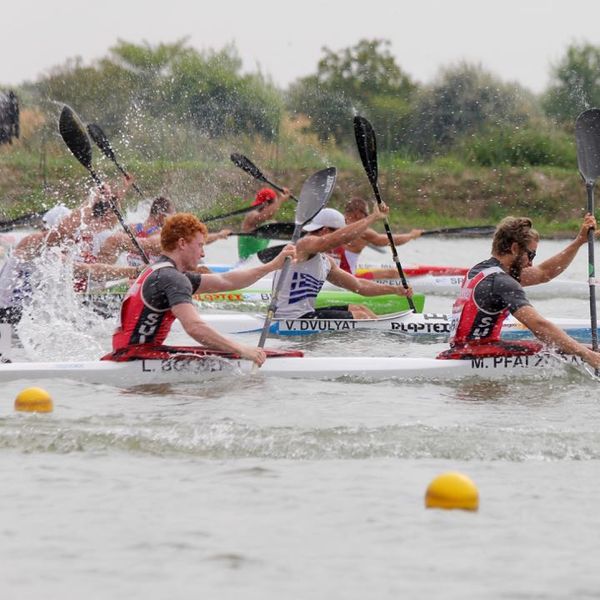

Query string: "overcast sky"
[1, 0, 599, 93]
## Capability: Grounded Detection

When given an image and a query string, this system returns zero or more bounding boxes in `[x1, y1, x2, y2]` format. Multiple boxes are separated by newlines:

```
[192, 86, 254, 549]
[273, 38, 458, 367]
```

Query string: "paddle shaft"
[88, 123, 145, 198]
[257, 176, 298, 204]
[369, 183, 416, 311]
[110, 159, 144, 198]
[86, 167, 150, 264]
[586, 182, 598, 351]
[257, 227, 301, 348]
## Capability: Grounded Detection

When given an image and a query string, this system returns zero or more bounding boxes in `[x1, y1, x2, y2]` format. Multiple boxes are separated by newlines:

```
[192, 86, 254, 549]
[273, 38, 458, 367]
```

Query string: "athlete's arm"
[326, 259, 413, 297]
[73, 262, 140, 282]
[514, 304, 600, 369]
[96, 232, 161, 264]
[361, 228, 423, 247]
[197, 244, 296, 292]
[521, 213, 597, 286]
[171, 303, 266, 366]
[205, 229, 232, 244]
[297, 205, 389, 258]
[241, 188, 290, 233]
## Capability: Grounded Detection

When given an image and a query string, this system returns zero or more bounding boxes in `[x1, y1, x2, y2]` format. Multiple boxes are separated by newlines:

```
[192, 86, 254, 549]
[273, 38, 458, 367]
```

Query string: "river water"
[2, 235, 600, 599]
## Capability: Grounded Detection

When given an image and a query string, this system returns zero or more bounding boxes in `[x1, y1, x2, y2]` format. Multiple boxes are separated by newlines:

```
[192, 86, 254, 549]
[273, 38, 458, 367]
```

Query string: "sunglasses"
[525, 249, 536, 261]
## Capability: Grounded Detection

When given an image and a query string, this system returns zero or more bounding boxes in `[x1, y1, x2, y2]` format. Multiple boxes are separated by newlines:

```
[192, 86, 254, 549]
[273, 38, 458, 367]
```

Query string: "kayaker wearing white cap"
[273, 204, 413, 320]
[42, 204, 72, 230]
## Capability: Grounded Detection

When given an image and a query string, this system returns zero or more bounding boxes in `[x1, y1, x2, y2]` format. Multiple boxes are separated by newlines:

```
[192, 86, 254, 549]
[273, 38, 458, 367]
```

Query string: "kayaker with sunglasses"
[438, 214, 600, 369]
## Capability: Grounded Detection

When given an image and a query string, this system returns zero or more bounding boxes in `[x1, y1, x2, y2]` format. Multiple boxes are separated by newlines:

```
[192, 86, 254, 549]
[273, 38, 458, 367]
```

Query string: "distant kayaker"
[98, 196, 231, 267]
[333, 197, 423, 274]
[273, 204, 413, 320]
[438, 214, 600, 371]
[238, 187, 291, 261]
[110, 213, 295, 366]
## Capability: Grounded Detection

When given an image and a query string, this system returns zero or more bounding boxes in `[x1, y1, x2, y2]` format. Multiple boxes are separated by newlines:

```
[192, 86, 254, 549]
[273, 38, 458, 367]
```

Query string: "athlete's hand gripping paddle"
[256, 167, 337, 349]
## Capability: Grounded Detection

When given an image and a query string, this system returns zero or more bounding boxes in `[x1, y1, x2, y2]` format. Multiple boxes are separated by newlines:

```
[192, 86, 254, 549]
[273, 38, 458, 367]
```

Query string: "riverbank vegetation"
[1, 38, 599, 235]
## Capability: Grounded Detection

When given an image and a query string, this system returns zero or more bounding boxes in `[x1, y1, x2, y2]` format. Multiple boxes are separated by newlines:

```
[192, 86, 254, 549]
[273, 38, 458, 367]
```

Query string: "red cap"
[252, 188, 277, 207]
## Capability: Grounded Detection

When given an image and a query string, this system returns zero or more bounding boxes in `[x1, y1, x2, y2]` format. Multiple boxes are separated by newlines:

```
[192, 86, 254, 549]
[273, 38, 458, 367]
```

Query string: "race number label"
[141, 357, 236, 374]
[469, 353, 585, 370]
[282, 319, 357, 332]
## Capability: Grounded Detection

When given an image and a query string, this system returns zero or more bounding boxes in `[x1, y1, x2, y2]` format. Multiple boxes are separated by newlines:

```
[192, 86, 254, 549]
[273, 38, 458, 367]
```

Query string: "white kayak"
[243, 274, 588, 299]
[348, 275, 590, 299]
[0, 350, 591, 386]
[196, 311, 596, 342]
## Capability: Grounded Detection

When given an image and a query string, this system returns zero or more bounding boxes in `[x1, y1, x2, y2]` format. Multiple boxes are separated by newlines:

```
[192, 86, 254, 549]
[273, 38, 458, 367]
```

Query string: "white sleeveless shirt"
[273, 253, 332, 319]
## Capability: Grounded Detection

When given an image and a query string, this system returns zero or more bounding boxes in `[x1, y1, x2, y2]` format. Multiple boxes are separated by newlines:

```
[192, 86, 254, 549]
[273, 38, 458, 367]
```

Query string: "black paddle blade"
[59, 105, 93, 171]
[296, 167, 337, 225]
[256, 244, 286, 263]
[87, 123, 116, 162]
[576, 108, 600, 185]
[230, 153, 267, 183]
[354, 115, 378, 188]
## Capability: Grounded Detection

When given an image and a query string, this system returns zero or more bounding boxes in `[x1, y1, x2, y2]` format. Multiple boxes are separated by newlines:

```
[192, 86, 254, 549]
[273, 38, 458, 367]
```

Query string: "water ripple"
[1, 419, 599, 461]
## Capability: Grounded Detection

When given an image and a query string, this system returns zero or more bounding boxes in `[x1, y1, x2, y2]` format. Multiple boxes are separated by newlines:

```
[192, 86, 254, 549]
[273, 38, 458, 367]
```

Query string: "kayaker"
[438, 214, 600, 370]
[333, 197, 423, 274]
[0, 186, 139, 324]
[109, 213, 295, 366]
[273, 204, 413, 320]
[98, 196, 231, 267]
[238, 187, 291, 261]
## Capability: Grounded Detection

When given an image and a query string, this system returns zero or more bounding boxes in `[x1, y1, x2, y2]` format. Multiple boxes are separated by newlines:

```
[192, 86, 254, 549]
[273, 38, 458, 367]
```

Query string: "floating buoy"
[14, 387, 53, 413]
[425, 471, 479, 511]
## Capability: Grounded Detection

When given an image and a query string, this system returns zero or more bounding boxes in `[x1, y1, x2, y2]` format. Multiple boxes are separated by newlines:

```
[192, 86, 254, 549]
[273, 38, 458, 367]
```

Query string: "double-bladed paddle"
[233, 222, 295, 240]
[354, 115, 415, 311]
[575, 108, 600, 352]
[87, 123, 145, 198]
[58, 105, 150, 264]
[230, 153, 299, 203]
[257, 167, 337, 349]
[0, 211, 45, 232]
[255, 224, 496, 263]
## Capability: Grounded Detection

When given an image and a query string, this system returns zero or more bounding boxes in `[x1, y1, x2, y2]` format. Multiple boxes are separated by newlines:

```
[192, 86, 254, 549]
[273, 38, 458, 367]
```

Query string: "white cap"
[303, 208, 346, 232]
[42, 205, 71, 229]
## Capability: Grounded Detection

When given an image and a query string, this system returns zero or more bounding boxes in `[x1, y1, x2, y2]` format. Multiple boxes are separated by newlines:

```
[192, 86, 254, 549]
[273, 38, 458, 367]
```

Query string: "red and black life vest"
[112, 261, 176, 351]
[448, 266, 508, 346]
[440, 265, 542, 359]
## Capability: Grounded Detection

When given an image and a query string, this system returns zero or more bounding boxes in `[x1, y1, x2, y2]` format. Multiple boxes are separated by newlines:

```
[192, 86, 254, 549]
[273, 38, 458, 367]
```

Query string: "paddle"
[230, 153, 299, 203]
[58, 105, 150, 264]
[575, 108, 600, 353]
[200, 203, 273, 224]
[0, 211, 45, 232]
[256, 225, 496, 264]
[421, 225, 496, 237]
[233, 222, 295, 240]
[257, 167, 337, 348]
[354, 115, 415, 311]
[87, 123, 145, 198]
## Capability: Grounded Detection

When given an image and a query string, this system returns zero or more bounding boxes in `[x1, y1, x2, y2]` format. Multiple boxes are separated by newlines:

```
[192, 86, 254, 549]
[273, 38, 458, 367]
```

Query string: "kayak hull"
[0, 351, 589, 386]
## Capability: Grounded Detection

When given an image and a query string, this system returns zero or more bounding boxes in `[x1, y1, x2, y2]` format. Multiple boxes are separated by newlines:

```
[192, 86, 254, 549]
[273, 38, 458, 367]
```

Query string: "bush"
[462, 125, 576, 168]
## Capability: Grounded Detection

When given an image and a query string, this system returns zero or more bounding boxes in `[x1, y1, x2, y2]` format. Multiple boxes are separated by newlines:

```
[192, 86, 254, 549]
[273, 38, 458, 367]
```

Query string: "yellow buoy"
[425, 471, 479, 511]
[14, 387, 53, 413]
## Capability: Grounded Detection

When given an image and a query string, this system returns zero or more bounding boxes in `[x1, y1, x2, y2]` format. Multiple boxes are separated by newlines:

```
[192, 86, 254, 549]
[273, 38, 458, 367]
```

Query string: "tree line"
[9, 37, 600, 168]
